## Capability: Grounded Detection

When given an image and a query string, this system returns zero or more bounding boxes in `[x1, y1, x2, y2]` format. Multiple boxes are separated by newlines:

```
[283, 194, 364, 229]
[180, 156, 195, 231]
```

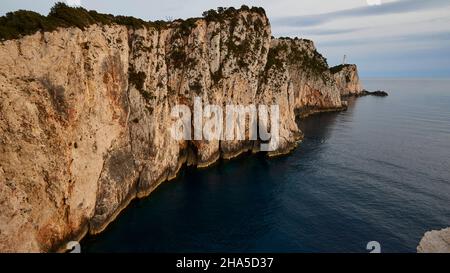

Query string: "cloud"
[297, 27, 363, 36]
[272, 26, 364, 38]
[273, 0, 450, 27]
[317, 30, 450, 47]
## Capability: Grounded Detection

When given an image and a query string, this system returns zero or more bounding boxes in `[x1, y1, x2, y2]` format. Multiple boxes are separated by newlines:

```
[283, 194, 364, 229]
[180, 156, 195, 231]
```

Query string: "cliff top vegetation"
[0, 2, 266, 41]
[330, 64, 355, 74]
[265, 40, 329, 77]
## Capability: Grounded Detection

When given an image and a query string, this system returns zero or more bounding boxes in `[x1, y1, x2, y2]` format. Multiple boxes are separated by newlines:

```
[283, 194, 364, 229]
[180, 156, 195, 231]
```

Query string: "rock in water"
[417, 227, 450, 253]
[360, 90, 389, 97]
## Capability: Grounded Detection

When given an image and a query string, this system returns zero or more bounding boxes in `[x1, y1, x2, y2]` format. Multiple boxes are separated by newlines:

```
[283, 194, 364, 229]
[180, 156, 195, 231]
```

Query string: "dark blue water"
[83, 79, 450, 253]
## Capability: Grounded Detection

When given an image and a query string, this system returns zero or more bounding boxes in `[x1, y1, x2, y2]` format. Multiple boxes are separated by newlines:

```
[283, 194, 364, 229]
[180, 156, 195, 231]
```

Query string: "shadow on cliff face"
[80, 98, 356, 253]
[296, 96, 357, 146]
[297, 111, 339, 143]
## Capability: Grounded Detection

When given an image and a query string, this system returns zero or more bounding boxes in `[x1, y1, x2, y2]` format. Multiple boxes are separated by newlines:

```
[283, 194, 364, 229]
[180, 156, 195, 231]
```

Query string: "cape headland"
[0, 4, 366, 252]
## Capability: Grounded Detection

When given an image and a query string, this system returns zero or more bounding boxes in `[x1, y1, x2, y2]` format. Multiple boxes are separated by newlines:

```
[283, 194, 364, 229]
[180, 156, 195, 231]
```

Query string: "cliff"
[0, 5, 361, 252]
[330, 64, 363, 96]
[417, 228, 450, 253]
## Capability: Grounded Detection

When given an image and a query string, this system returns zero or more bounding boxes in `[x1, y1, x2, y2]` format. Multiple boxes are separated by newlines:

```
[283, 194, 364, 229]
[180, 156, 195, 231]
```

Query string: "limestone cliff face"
[417, 228, 450, 253]
[0, 9, 361, 252]
[330, 64, 363, 96]
[258, 38, 345, 155]
[0, 24, 132, 252]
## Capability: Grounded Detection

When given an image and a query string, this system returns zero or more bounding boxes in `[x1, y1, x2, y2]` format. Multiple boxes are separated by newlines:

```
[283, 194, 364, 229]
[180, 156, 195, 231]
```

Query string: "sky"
[1, 0, 449, 78]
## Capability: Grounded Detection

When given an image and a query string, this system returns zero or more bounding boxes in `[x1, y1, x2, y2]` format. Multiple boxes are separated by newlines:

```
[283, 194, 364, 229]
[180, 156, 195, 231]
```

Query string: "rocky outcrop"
[417, 228, 450, 253]
[258, 38, 346, 154]
[330, 64, 363, 96]
[359, 90, 388, 97]
[0, 6, 360, 252]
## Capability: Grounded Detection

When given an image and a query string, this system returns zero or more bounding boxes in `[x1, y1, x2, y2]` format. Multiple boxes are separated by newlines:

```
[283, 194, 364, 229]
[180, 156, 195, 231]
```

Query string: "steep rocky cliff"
[258, 38, 345, 155]
[330, 64, 363, 96]
[0, 5, 361, 252]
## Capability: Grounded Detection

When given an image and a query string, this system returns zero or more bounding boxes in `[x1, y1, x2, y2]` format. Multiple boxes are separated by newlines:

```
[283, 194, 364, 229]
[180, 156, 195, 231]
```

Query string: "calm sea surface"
[83, 79, 450, 253]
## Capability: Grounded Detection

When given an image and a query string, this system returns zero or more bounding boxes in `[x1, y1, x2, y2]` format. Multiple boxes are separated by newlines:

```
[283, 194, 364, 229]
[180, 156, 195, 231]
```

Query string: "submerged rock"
[360, 89, 389, 97]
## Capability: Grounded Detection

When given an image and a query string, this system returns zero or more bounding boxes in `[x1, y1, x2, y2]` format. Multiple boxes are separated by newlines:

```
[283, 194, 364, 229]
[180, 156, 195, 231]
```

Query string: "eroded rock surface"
[417, 228, 450, 253]
[330, 64, 363, 96]
[0, 8, 362, 252]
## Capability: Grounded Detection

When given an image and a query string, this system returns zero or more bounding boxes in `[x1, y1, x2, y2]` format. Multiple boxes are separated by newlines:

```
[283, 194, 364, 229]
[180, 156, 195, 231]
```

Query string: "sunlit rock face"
[0, 8, 362, 252]
[330, 64, 363, 96]
[418, 228, 450, 253]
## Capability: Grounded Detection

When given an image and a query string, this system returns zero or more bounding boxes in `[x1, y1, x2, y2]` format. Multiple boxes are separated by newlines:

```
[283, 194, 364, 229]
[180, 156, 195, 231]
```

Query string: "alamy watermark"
[66, 241, 81, 253]
[170, 97, 280, 152]
[66, 240, 381, 253]
[366, 241, 381, 253]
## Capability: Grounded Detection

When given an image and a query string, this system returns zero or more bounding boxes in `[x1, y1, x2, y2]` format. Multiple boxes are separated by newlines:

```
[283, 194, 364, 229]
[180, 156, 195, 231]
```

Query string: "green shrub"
[330, 64, 349, 74]
[241, 5, 250, 11]
[114, 15, 150, 29]
[129, 69, 146, 91]
[0, 3, 266, 41]
[169, 49, 187, 66]
[0, 2, 168, 41]
[253, 17, 265, 32]
[0, 10, 59, 40]
[151, 20, 169, 30]
[250, 6, 266, 16]
[189, 81, 202, 94]
[211, 65, 223, 84]
[48, 2, 95, 29]
[87, 10, 115, 25]
[140, 90, 153, 102]
[288, 45, 329, 76]
[202, 9, 219, 21]
[178, 18, 197, 36]
[265, 43, 288, 71]
[202, 5, 266, 22]
[228, 38, 251, 57]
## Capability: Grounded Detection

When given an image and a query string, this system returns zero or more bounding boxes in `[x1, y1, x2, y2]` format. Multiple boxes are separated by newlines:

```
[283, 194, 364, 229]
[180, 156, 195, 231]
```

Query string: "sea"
[82, 79, 450, 253]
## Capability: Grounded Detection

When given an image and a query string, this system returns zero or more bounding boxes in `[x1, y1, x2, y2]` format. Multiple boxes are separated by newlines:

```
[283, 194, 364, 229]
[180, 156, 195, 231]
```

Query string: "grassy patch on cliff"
[263, 39, 332, 83]
[289, 46, 329, 76]
[265, 43, 288, 71]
